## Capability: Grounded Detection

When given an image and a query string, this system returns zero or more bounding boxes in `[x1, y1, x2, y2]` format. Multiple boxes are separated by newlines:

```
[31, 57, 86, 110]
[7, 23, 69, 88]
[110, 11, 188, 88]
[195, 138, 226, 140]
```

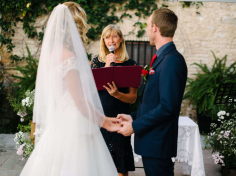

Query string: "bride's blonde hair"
[63, 1, 88, 43]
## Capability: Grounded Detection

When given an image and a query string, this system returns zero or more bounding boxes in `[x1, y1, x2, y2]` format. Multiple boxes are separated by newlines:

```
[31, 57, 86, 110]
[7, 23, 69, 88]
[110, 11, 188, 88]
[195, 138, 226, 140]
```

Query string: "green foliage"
[87, 52, 92, 61]
[7, 89, 35, 134]
[10, 45, 38, 97]
[0, 81, 7, 116]
[133, 22, 147, 38]
[182, 1, 203, 9]
[0, 0, 158, 62]
[184, 51, 236, 119]
[0, 0, 48, 60]
[162, 0, 203, 9]
[17, 123, 32, 133]
[0, 85, 20, 133]
[1, 46, 37, 133]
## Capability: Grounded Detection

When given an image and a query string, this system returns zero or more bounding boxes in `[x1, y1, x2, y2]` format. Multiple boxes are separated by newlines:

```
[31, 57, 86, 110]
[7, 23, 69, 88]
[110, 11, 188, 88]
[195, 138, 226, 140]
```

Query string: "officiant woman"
[91, 24, 137, 176]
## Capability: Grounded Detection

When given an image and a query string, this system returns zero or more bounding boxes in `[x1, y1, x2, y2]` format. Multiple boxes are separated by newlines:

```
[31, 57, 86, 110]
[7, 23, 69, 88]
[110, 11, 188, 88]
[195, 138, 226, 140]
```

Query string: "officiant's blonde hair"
[98, 24, 129, 63]
[63, 1, 88, 43]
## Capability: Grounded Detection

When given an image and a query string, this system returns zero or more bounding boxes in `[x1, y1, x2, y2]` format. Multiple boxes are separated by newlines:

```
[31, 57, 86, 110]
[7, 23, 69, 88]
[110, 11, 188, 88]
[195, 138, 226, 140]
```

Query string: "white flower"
[214, 159, 219, 164]
[20, 118, 24, 122]
[212, 152, 224, 165]
[222, 111, 226, 115]
[226, 113, 230, 116]
[220, 116, 224, 119]
[224, 131, 230, 138]
[16, 143, 25, 155]
[22, 99, 26, 106]
[17, 110, 27, 118]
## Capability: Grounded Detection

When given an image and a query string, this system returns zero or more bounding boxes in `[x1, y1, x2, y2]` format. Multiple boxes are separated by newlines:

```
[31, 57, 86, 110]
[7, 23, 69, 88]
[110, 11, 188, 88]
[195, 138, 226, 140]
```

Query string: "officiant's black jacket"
[131, 42, 187, 158]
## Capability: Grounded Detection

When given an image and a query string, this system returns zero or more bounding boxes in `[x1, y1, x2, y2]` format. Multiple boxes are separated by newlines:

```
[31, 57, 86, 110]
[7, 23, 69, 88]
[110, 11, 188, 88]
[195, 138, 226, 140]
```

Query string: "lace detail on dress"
[59, 57, 80, 110]
[62, 57, 80, 78]
[91, 55, 101, 69]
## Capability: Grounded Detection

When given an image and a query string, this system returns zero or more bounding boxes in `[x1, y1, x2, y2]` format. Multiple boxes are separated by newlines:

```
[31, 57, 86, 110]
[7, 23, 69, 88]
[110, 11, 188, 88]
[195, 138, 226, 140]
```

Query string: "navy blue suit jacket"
[131, 43, 187, 158]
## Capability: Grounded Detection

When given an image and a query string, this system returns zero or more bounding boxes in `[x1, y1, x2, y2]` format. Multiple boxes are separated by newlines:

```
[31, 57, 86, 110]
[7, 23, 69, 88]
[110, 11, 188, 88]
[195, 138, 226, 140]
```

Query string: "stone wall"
[1, 1, 236, 122]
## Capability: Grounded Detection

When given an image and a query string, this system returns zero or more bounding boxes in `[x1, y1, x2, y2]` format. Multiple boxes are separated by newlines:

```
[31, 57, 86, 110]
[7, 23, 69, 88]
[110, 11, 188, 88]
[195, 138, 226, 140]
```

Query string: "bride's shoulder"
[62, 49, 75, 62]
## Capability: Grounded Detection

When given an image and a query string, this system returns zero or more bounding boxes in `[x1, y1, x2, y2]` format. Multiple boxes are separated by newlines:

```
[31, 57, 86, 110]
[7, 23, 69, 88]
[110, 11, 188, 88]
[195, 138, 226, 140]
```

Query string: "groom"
[117, 9, 187, 176]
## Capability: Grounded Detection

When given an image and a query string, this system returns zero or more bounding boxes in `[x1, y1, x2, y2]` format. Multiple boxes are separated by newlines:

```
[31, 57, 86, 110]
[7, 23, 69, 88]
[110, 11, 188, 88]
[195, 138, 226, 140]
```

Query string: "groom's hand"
[117, 114, 133, 123]
[117, 121, 134, 136]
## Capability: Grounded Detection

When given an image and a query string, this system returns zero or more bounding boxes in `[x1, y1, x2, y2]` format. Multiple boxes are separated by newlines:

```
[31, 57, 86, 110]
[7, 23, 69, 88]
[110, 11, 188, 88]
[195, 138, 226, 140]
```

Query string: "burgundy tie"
[150, 54, 157, 68]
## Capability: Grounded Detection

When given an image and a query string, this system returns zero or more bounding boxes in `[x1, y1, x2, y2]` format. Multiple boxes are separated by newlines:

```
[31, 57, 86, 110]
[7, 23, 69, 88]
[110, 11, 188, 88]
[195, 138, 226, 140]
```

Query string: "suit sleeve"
[132, 56, 187, 136]
[131, 111, 137, 121]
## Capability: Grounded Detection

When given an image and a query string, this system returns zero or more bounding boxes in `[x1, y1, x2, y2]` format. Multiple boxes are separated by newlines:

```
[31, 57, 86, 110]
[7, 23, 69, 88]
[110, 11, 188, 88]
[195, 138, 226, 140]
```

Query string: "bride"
[20, 3, 121, 176]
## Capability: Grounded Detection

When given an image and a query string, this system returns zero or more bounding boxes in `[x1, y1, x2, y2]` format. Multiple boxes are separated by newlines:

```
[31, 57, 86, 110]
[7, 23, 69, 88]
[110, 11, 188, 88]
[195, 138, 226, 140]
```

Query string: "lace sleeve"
[62, 57, 80, 77]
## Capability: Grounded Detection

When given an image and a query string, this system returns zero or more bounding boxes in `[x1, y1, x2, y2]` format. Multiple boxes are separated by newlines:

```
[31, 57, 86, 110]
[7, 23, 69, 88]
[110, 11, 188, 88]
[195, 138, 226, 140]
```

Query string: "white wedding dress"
[20, 4, 118, 176]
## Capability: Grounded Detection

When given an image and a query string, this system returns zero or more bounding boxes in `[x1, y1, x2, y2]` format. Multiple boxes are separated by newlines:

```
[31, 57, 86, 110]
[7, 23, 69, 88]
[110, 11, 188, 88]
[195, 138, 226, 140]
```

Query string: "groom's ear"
[153, 24, 161, 36]
[153, 24, 158, 33]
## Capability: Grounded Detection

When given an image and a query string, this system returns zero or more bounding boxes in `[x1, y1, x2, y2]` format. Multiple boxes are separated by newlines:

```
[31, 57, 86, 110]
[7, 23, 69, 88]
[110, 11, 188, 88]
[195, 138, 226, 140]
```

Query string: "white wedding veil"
[33, 4, 105, 140]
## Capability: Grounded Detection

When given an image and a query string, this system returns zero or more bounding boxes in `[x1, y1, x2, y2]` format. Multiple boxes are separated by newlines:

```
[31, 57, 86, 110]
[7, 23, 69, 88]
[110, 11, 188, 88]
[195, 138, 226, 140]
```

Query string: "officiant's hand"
[103, 82, 119, 98]
[118, 121, 134, 136]
[117, 114, 133, 123]
[105, 53, 117, 67]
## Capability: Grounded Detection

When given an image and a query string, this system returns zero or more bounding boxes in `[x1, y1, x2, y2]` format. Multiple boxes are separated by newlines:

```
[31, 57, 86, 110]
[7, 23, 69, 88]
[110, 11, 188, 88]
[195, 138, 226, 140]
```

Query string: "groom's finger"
[116, 114, 124, 119]
[117, 127, 124, 134]
[117, 123, 125, 133]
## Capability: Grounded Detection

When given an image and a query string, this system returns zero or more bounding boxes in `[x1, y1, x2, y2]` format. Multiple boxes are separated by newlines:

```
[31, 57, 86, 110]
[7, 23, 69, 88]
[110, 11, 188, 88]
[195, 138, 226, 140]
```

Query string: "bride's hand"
[107, 123, 122, 132]
[102, 119, 122, 132]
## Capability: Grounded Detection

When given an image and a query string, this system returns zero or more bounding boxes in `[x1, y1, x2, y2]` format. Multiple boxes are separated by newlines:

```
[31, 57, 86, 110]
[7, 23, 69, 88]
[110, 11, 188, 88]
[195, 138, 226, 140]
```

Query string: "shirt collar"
[156, 42, 173, 58]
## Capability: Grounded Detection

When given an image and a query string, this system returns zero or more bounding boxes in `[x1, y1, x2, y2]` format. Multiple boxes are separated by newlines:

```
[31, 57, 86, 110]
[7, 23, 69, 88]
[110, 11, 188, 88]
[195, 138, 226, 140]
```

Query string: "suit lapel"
[139, 43, 176, 102]
[140, 84, 146, 101]
[151, 44, 176, 69]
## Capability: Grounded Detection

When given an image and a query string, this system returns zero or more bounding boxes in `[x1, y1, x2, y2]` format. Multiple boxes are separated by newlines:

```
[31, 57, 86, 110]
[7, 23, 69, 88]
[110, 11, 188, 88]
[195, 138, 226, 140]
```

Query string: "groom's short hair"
[152, 8, 178, 38]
